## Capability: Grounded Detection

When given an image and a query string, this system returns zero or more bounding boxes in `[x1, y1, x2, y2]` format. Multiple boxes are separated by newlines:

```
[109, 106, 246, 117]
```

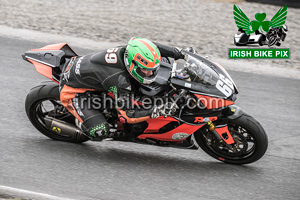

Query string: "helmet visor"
[136, 64, 160, 79]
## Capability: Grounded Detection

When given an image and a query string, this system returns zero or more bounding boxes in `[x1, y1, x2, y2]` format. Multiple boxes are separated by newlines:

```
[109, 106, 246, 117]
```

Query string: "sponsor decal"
[75, 57, 83, 76]
[62, 58, 76, 82]
[194, 117, 218, 123]
[172, 132, 190, 140]
[73, 98, 84, 117]
[137, 54, 149, 66]
[185, 82, 192, 88]
[52, 127, 61, 133]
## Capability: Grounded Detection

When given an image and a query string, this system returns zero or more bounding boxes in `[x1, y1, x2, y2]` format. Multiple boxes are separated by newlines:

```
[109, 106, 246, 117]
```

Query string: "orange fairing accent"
[27, 59, 55, 82]
[31, 43, 68, 51]
[144, 117, 178, 133]
[194, 117, 218, 123]
[214, 126, 235, 144]
[117, 108, 150, 124]
[60, 85, 95, 123]
[138, 123, 204, 141]
[194, 94, 234, 109]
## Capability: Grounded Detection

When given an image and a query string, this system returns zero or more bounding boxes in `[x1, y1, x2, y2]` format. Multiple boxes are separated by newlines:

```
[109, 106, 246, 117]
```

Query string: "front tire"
[194, 113, 268, 164]
[25, 81, 89, 143]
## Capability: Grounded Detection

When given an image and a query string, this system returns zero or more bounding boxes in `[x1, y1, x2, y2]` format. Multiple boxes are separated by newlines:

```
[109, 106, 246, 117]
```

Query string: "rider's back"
[61, 47, 128, 91]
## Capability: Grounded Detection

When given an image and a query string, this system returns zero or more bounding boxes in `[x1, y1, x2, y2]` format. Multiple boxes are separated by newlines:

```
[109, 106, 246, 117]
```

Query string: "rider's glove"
[150, 102, 179, 118]
[174, 47, 185, 60]
[150, 105, 164, 118]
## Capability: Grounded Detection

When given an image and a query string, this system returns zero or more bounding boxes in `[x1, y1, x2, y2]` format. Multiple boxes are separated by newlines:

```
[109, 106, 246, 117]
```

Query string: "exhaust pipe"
[44, 117, 88, 140]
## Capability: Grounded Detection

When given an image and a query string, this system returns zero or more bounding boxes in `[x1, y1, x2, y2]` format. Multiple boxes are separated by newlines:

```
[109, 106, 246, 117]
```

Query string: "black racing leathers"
[59, 43, 182, 138]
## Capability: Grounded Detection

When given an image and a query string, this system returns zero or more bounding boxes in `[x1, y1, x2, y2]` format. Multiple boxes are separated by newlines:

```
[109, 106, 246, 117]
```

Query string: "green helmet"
[124, 37, 161, 84]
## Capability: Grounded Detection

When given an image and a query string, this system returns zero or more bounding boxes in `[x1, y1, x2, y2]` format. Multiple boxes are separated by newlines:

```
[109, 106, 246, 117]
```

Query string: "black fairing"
[172, 51, 238, 100]
[24, 50, 66, 67]
[22, 44, 77, 68]
[155, 60, 172, 85]
[22, 44, 78, 82]
[170, 78, 225, 98]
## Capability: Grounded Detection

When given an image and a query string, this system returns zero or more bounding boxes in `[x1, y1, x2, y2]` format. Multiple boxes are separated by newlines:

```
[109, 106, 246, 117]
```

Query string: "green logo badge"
[230, 5, 289, 59]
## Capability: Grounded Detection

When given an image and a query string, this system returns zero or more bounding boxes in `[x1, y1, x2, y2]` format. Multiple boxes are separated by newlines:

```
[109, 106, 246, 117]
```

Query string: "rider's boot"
[85, 123, 110, 141]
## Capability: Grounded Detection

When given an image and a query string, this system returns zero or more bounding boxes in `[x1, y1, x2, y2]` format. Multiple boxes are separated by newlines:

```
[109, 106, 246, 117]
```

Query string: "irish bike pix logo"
[229, 5, 289, 59]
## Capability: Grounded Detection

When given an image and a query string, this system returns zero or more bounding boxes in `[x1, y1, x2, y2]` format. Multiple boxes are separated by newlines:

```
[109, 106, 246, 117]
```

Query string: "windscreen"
[181, 53, 236, 97]
[184, 55, 220, 86]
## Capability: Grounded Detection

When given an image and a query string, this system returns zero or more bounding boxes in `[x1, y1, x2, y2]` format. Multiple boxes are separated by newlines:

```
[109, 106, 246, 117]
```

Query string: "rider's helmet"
[282, 24, 288, 33]
[124, 37, 161, 84]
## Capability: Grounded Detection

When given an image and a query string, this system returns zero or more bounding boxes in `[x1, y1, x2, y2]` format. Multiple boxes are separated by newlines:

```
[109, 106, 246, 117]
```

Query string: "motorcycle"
[23, 43, 268, 165]
[266, 25, 288, 47]
[234, 28, 266, 46]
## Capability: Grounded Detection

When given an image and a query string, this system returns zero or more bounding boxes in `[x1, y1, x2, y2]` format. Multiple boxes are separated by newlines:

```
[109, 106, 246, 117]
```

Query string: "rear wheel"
[25, 81, 89, 143]
[194, 113, 268, 164]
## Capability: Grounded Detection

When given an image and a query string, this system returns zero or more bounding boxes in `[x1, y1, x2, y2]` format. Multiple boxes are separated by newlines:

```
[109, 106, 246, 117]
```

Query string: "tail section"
[22, 43, 77, 83]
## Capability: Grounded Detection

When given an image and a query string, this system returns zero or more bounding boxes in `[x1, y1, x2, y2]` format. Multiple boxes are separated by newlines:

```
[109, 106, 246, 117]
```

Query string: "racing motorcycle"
[23, 43, 268, 165]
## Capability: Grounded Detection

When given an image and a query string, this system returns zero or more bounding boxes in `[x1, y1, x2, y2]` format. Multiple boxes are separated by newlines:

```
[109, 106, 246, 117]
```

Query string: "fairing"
[172, 51, 238, 100]
[22, 43, 77, 83]
[139, 116, 204, 141]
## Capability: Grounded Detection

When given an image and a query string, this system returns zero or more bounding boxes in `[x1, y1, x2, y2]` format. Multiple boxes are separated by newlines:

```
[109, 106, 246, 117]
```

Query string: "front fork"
[207, 105, 243, 145]
[207, 121, 235, 145]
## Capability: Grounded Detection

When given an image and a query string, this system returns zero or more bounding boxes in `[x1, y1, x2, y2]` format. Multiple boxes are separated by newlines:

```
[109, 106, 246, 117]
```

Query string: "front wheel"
[194, 113, 268, 164]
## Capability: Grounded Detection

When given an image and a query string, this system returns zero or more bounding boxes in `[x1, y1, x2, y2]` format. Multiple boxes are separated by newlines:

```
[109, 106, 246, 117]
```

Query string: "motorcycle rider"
[266, 25, 288, 47]
[59, 37, 184, 140]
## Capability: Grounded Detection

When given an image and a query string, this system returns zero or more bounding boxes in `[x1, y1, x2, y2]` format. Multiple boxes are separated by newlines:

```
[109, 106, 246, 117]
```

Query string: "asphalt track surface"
[0, 36, 300, 200]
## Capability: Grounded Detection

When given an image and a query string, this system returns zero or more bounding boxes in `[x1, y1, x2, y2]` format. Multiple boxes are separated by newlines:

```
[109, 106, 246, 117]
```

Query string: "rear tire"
[25, 81, 89, 143]
[194, 113, 268, 164]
